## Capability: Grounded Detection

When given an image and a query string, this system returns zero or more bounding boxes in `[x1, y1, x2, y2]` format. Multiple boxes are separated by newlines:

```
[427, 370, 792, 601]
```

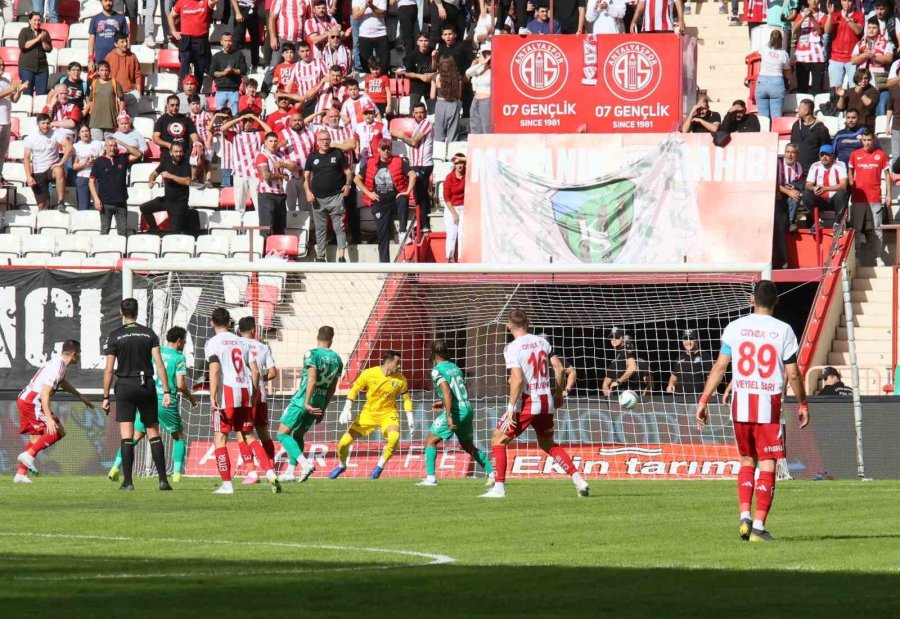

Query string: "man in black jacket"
[720, 100, 761, 133]
[790, 98, 832, 173]
[817, 366, 853, 396]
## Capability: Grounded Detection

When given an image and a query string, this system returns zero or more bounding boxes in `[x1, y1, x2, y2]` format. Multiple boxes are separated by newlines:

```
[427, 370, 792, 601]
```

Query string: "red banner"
[492, 34, 697, 133]
[186, 441, 740, 480]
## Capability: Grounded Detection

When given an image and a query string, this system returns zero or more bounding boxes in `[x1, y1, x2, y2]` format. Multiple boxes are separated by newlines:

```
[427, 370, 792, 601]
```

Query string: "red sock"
[27, 433, 61, 456]
[16, 464, 27, 476]
[491, 444, 507, 483]
[215, 447, 232, 482]
[261, 439, 275, 462]
[251, 440, 273, 472]
[548, 445, 576, 476]
[754, 471, 776, 525]
[738, 465, 755, 512]
[237, 441, 253, 466]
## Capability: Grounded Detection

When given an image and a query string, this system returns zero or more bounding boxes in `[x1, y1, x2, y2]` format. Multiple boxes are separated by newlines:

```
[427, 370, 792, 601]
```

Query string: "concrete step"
[856, 266, 894, 279]
[832, 339, 893, 354]
[836, 326, 892, 340]
[852, 277, 892, 292]
[840, 313, 893, 329]
[850, 290, 889, 303]
[828, 351, 892, 366]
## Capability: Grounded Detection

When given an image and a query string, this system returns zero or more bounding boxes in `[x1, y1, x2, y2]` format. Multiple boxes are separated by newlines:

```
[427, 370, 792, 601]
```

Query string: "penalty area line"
[0, 532, 456, 581]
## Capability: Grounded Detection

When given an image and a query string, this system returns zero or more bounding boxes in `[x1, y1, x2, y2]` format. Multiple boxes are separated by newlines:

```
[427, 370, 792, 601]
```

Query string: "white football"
[618, 390, 638, 410]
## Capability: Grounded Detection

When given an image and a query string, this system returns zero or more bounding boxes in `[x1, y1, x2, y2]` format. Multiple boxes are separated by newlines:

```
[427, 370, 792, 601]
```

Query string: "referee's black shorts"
[114, 377, 159, 425]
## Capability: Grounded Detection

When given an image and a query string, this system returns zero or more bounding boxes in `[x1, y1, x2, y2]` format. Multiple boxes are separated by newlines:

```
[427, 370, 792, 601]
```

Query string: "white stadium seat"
[195, 234, 229, 259]
[129, 162, 158, 186]
[147, 73, 180, 94]
[3, 209, 36, 235]
[3, 162, 26, 185]
[0, 234, 21, 259]
[69, 210, 102, 236]
[56, 235, 92, 259]
[189, 186, 220, 209]
[12, 94, 32, 116]
[241, 210, 259, 228]
[6, 139, 25, 160]
[207, 211, 242, 236]
[161, 234, 196, 259]
[133, 116, 156, 140]
[127, 234, 161, 259]
[126, 183, 163, 207]
[22, 234, 55, 258]
[90, 235, 126, 259]
[229, 235, 263, 260]
[36, 210, 71, 237]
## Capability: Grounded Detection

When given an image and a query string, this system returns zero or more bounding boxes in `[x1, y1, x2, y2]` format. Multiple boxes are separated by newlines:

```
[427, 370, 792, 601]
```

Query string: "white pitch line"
[0, 532, 456, 581]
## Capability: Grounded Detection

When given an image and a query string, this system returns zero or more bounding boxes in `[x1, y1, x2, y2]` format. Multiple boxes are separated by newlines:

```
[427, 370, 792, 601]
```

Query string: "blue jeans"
[785, 179, 804, 224]
[828, 60, 856, 89]
[877, 88, 890, 116]
[215, 90, 239, 116]
[33, 0, 58, 22]
[221, 168, 232, 188]
[75, 176, 91, 211]
[18, 68, 48, 96]
[755, 75, 785, 119]
[351, 17, 362, 73]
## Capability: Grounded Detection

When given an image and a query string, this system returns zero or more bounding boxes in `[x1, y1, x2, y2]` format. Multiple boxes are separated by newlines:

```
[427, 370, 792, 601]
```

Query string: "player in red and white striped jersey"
[480, 310, 589, 499]
[220, 111, 272, 213]
[391, 102, 434, 232]
[237, 316, 280, 484]
[15, 340, 94, 483]
[631, 0, 685, 34]
[340, 79, 379, 130]
[696, 280, 809, 542]
[205, 307, 281, 495]
[290, 42, 327, 115]
[278, 110, 317, 210]
[304, 0, 339, 57]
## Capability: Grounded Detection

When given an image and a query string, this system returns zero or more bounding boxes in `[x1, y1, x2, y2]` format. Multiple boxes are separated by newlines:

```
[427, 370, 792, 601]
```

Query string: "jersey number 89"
[736, 342, 776, 378]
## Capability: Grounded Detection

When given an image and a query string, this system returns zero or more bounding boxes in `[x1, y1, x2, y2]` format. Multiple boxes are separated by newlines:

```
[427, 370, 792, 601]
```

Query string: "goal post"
[121, 260, 773, 480]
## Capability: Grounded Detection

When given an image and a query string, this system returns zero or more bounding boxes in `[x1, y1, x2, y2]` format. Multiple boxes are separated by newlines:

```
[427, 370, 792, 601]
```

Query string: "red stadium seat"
[140, 211, 171, 233]
[770, 116, 795, 138]
[744, 51, 761, 106]
[145, 140, 161, 160]
[0, 47, 20, 66]
[158, 49, 181, 71]
[265, 234, 300, 257]
[43, 23, 69, 49]
[389, 117, 416, 136]
[389, 78, 410, 96]
[206, 95, 216, 111]
[9, 116, 20, 139]
[218, 186, 253, 210]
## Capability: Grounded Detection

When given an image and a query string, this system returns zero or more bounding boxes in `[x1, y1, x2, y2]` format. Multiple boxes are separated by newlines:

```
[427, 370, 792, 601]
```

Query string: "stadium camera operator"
[816, 366, 853, 396]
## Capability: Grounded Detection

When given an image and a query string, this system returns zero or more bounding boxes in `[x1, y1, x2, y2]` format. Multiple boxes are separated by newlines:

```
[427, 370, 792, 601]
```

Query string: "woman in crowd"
[754, 29, 791, 120]
[431, 56, 463, 156]
[71, 124, 104, 211]
[465, 42, 492, 135]
[18, 12, 52, 96]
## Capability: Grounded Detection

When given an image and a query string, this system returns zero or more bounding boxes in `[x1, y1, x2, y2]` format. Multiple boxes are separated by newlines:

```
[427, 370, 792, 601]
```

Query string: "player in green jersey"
[108, 326, 197, 482]
[417, 340, 493, 487]
[277, 326, 344, 482]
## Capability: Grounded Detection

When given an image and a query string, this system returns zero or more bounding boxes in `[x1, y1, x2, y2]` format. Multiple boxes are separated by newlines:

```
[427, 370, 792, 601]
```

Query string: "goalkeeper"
[329, 350, 413, 480]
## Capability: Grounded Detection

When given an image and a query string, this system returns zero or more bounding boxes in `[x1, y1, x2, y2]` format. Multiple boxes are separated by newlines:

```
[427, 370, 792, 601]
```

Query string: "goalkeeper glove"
[339, 399, 353, 424]
[406, 411, 415, 431]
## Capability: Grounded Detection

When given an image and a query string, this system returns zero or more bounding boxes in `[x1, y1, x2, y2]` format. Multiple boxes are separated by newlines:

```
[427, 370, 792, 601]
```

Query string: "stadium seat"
[397, 96, 411, 115]
[770, 116, 795, 138]
[131, 44, 155, 69]
[195, 234, 229, 259]
[11, 186, 37, 210]
[16, 116, 37, 139]
[22, 234, 55, 258]
[43, 23, 68, 49]
[285, 209, 309, 234]
[158, 49, 181, 72]
[36, 210, 70, 237]
[189, 186, 220, 209]
[79, 0, 104, 21]
[90, 235, 127, 259]
[56, 234, 92, 259]
[161, 234, 195, 258]
[3, 209, 35, 234]
[145, 140, 162, 161]
[9, 116, 19, 139]
[126, 183, 163, 207]
[782, 93, 811, 116]
[11, 94, 32, 116]
[133, 116, 155, 140]
[229, 234, 263, 260]
[241, 210, 260, 232]
[819, 115, 841, 136]
[0, 233, 21, 259]
[876, 115, 889, 136]
[219, 186, 253, 210]
[813, 92, 832, 115]
[127, 234, 161, 259]
[139, 211, 171, 233]
[55, 47, 86, 71]
[1, 22, 27, 47]
[207, 210, 242, 236]
[31, 94, 47, 114]
[147, 73, 180, 94]
[129, 162, 158, 186]
[4, 162, 26, 185]
[57, 0, 80, 23]
[69, 210, 102, 236]
[264, 234, 300, 257]
[389, 77, 410, 96]
[137, 95, 157, 116]
[0, 47, 21, 66]
[757, 115, 771, 133]
[6, 139, 25, 160]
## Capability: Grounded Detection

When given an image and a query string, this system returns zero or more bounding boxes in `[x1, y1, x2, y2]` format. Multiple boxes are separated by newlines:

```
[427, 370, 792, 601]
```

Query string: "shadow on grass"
[1, 554, 898, 618]
[782, 534, 900, 542]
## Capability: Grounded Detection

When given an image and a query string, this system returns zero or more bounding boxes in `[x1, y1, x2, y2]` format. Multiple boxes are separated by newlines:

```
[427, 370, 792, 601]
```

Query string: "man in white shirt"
[24, 113, 73, 211]
[352, 0, 389, 72]
[800, 144, 850, 228]
[587, 0, 626, 33]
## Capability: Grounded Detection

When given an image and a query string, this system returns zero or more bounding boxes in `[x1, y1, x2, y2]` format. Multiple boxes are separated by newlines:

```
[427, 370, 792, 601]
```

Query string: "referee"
[102, 298, 173, 491]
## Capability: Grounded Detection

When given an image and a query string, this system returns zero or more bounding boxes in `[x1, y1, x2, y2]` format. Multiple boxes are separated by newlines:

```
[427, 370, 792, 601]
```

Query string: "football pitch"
[1, 478, 898, 618]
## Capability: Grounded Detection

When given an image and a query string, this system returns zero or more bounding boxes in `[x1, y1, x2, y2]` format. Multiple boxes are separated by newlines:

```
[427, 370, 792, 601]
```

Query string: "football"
[618, 389, 638, 410]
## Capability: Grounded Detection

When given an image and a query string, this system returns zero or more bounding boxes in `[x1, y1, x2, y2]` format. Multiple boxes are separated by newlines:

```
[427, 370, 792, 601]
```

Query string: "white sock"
[296, 454, 311, 469]
[426, 475, 436, 482]
[265, 469, 276, 481]
[572, 472, 586, 487]
[222, 481, 233, 490]
[494, 482, 505, 492]
[753, 519, 765, 531]
[740, 511, 751, 521]
[376, 456, 387, 468]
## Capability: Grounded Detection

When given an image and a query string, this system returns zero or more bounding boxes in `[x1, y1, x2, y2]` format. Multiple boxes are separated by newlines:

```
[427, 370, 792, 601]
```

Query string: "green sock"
[425, 445, 437, 477]
[473, 449, 493, 474]
[172, 439, 186, 474]
[112, 448, 123, 469]
[278, 433, 303, 464]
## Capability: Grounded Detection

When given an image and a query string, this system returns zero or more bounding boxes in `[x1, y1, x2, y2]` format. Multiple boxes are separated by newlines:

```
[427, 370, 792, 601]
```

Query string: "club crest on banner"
[550, 181, 636, 263]
[604, 42, 662, 102]
[510, 41, 568, 100]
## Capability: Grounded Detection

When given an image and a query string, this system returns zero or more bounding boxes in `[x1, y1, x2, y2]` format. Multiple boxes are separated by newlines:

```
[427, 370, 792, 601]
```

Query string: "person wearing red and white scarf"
[303, 0, 339, 59]
[793, 0, 827, 95]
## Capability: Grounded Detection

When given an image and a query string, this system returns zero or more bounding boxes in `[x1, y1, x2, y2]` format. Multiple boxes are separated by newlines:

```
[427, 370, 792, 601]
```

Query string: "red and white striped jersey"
[778, 158, 803, 185]
[721, 313, 799, 424]
[407, 119, 433, 167]
[205, 332, 253, 409]
[279, 125, 316, 170]
[270, 0, 308, 42]
[229, 128, 263, 177]
[504, 333, 554, 415]
[340, 94, 377, 129]
[256, 148, 288, 194]
[244, 337, 276, 373]
[303, 16, 338, 52]
[190, 110, 213, 145]
[46, 102, 82, 139]
[18, 356, 67, 418]
[321, 44, 352, 74]
[794, 12, 826, 63]
[291, 59, 325, 97]
[852, 35, 894, 74]
[806, 160, 847, 198]
[313, 121, 356, 165]
[743, 0, 766, 23]
[642, 0, 675, 32]
[355, 119, 389, 158]
[316, 83, 349, 113]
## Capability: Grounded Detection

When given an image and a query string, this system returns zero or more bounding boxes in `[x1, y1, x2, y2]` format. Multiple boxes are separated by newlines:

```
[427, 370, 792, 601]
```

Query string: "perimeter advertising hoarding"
[461, 133, 779, 265]
[492, 34, 696, 133]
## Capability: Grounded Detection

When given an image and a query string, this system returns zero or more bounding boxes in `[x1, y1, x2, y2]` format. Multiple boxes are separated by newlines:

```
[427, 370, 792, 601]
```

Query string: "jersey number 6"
[231, 348, 245, 373]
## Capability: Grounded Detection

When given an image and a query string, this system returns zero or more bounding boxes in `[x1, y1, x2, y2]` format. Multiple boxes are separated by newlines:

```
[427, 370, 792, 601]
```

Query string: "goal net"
[124, 261, 770, 481]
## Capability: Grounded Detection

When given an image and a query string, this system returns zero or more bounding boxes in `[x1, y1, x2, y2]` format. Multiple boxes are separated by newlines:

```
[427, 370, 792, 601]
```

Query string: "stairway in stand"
[685, 1, 752, 111]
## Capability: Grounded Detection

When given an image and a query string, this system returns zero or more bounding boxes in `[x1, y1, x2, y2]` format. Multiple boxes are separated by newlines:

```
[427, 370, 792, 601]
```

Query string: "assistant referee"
[102, 298, 173, 491]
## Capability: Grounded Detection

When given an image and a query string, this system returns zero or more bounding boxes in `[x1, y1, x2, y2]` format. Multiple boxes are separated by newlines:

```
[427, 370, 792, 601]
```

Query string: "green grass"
[1, 478, 899, 618]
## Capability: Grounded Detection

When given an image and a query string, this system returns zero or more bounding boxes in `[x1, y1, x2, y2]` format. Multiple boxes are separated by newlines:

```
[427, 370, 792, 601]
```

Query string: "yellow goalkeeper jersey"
[349, 366, 412, 415]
